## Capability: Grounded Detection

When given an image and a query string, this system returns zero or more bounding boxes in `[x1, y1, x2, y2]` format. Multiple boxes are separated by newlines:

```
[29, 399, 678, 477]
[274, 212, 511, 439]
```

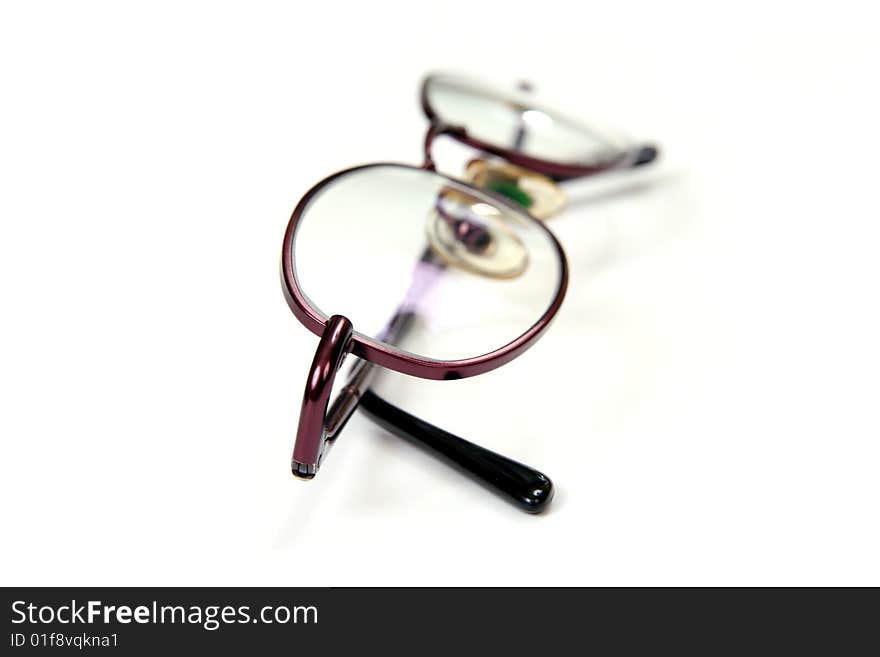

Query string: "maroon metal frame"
[281, 72, 660, 504]
[282, 163, 568, 480]
[291, 315, 353, 478]
[281, 163, 569, 382]
[419, 73, 644, 180]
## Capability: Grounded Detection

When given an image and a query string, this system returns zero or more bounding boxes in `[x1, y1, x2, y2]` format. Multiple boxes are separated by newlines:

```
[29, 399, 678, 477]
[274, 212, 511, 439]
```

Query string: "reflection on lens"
[425, 74, 628, 167]
[290, 165, 564, 362]
[426, 186, 529, 279]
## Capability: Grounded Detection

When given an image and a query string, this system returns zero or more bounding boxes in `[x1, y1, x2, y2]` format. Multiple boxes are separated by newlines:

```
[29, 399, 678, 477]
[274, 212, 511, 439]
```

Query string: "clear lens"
[425, 74, 627, 167]
[291, 165, 564, 362]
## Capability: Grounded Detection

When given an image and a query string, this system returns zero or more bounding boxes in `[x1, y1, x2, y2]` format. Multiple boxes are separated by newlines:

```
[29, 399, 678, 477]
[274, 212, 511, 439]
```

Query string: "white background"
[1, 1, 878, 586]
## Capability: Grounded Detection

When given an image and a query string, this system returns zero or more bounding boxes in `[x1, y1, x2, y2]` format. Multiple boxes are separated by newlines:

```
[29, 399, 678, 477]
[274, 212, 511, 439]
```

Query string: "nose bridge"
[422, 121, 457, 171]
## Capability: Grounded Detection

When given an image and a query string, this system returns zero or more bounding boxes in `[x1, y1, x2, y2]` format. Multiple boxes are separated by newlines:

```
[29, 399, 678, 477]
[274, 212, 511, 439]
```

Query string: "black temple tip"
[632, 144, 659, 167]
[516, 473, 554, 514]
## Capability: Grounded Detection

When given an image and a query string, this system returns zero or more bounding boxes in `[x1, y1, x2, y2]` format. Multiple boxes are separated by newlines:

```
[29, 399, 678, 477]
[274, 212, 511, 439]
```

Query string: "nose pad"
[426, 187, 529, 279]
[464, 158, 567, 221]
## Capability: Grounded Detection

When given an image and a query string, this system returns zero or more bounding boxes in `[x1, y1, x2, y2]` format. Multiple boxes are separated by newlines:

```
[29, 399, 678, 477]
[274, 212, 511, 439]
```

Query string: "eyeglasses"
[281, 73, 659, 512]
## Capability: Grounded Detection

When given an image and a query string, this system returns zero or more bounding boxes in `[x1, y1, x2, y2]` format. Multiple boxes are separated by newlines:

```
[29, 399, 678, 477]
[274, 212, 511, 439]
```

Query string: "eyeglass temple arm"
[358, 389, 553, 513]
[322, 308, 553, 513]
[291, 314, 353, 479]
[322, 310, 414, 440]
[629, 143, 659, 167]
[330, 302, 554, 513]
[293, 254, 554, 512]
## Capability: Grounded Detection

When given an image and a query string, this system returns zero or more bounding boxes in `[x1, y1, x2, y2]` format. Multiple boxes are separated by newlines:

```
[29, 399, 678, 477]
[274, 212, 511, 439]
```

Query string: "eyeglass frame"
[280, 72, 659, 512]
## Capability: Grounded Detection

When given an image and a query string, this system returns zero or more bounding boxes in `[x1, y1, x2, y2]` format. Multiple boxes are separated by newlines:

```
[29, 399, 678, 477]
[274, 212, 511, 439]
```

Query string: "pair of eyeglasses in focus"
[280, 73, 660, 512]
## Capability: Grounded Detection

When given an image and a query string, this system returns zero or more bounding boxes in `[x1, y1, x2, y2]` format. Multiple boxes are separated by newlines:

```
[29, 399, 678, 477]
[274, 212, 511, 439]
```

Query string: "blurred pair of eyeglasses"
[281, 73, 659, 512]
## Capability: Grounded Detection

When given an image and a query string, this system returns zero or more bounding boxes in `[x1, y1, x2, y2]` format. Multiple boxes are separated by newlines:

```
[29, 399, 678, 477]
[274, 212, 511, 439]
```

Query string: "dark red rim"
[419, 73, 631, 180]
[281, 162, 569, 381]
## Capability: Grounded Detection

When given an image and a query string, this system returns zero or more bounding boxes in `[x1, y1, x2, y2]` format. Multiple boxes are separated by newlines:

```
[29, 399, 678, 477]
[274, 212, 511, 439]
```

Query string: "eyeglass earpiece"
[632, 144, 659, 167]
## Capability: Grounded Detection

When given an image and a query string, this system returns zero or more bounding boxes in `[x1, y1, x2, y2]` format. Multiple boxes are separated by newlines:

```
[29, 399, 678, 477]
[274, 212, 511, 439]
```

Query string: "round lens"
[287, 164, 565, 363]
[424, 73, 628, 168]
